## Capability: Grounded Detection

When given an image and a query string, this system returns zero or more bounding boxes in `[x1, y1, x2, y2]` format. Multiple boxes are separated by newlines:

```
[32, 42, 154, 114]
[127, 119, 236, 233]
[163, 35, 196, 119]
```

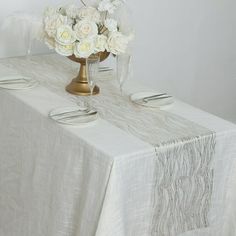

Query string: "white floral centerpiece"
[41, 0, 134, 59]
[40, 0, 134, 95]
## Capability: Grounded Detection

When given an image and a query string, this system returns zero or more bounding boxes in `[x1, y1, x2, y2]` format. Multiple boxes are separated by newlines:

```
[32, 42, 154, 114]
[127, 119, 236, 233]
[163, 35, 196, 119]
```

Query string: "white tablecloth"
[0, 55, 236, 236]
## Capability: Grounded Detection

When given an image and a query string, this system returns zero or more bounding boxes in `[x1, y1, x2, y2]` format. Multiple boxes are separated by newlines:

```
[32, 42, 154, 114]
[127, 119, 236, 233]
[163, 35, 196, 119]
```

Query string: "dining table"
[0, 54, 236, 236]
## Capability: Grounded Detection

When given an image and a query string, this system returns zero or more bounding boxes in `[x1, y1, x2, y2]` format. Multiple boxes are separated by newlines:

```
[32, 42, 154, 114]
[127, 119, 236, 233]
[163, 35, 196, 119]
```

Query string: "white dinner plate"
[130, 91, 174, 109]
[0, 75, 39, 90]
[98, 70, 114, 81]
[49, 106, 99, 126]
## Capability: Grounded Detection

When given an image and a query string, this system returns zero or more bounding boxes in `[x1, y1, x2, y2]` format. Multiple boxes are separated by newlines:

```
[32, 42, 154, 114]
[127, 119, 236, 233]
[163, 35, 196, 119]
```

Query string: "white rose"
[65, 4, 79, 19]
[74, 39, 95, 58]
[78, 7, 101, 23]
[98, 0, 125, 14]
[74, 20, 98, 40]
[104, 18, 118, 32]
[55, 25, 76, 45]
[55, 42, 74, 56]
[95, 35, 107, 52]
[44, 14, 66, 37]
[106, 32, 129, 55]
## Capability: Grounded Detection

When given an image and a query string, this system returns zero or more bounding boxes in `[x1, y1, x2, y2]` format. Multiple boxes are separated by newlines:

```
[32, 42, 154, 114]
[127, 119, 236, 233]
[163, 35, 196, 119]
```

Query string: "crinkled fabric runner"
[0, 55, 216, 236]
[151, 136, 215, 235]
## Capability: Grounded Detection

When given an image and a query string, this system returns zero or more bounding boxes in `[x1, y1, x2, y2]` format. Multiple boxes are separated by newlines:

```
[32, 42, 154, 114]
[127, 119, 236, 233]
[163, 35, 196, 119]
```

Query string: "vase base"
[66, 80, 100, 96]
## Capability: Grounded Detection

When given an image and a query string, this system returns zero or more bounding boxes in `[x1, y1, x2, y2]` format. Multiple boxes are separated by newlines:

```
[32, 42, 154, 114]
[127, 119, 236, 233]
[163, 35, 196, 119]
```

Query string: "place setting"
[115, 54, 174, 109]
[48, 64, 114, 126]
[0, 74, 39, 90]
[130, 91, 174, 109]
[49, 54, 100, 126]
[49, 106, 98, 125]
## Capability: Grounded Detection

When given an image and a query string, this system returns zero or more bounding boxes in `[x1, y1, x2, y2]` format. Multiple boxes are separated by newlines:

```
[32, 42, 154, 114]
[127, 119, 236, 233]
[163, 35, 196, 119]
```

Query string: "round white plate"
[49, 106, 98, 126]
[130, 91, 174, 109]
[0, 75, 39, 90]
[98, 70, 114, 81]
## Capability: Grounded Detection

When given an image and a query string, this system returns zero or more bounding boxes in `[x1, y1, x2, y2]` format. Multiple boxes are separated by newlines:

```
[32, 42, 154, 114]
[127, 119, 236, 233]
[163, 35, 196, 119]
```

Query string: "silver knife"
[134, 95, 172, 104]
[142, 93, 167, 100]
[143, 95, 172, 103]
[56, 111, 97, 121]
[51, 109, 90, 118]
[0, 80, 28, 85]
[99, 68, 113, 72]
[0, 78, 29, 84]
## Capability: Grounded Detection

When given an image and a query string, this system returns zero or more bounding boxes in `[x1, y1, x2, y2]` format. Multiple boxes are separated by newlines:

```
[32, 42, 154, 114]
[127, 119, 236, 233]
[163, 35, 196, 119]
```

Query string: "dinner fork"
[0, 78, 28, 84]
[142, 93, 167, 100]
[56, 110, 97, 121]
[99, 67, 113, 72]
[142, 95, 172, 103]
[50, 108, 90, 118]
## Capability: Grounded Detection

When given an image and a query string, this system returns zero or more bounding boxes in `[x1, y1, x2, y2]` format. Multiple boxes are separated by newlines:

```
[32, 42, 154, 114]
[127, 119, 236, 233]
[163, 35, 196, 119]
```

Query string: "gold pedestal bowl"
[66, 51, 110, 96]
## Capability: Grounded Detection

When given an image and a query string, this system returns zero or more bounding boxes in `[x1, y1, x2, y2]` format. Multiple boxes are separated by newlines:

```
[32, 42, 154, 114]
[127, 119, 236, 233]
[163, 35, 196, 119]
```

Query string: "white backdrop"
[0, 0, 235, 123]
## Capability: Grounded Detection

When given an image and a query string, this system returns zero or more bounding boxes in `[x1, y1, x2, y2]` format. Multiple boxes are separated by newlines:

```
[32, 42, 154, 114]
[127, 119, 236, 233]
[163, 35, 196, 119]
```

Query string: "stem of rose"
[100, 27, 108, 34]
[80, 0, 86, 6]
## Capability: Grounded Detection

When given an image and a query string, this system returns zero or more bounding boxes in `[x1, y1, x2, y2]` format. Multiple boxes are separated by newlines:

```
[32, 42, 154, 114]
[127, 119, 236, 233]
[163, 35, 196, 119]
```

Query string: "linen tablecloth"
[0, 54, 236, 236]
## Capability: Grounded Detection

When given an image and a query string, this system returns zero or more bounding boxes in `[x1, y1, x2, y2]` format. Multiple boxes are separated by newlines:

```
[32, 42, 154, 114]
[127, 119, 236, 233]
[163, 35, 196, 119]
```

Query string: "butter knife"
[143, 95, 172, 103]
[0, 77, 29, 84]
[56, 111, 97, 121]
[134, 95, 172, 104]
[99, 68, 113, 72]
[51, 109, 90, 118]
[142, 93, 167, 100]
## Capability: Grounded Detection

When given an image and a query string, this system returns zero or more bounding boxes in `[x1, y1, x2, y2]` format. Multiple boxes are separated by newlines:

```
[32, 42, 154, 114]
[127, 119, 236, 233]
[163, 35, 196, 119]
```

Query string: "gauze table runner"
[0, 55, 236, 236]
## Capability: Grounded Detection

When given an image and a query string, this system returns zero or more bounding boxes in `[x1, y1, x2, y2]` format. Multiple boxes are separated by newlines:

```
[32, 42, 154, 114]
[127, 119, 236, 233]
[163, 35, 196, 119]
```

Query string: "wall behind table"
[0, 0, 72, 58]
[129, 0, 236, 123]
[0, 0, 235, 123]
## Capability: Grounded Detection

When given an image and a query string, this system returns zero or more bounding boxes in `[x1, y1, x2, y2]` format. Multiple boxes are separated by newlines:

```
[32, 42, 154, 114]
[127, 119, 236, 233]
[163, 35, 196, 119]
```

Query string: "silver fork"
[142, 93, 167, 100]
[50, 108, 90, 118]
[0, 78, 28, 84]
[142, 95, 172, 103]
[56, 111, 97, 121]
[99, 67, 113, 72]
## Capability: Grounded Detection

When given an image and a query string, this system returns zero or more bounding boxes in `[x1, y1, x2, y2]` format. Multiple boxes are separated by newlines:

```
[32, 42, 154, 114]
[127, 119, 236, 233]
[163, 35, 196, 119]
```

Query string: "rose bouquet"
[41, 0, 134, 59]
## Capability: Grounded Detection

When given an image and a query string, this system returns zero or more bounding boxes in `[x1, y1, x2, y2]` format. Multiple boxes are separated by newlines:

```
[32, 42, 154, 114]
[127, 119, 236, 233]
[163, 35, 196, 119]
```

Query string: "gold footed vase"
[66, 51, 110, 96]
